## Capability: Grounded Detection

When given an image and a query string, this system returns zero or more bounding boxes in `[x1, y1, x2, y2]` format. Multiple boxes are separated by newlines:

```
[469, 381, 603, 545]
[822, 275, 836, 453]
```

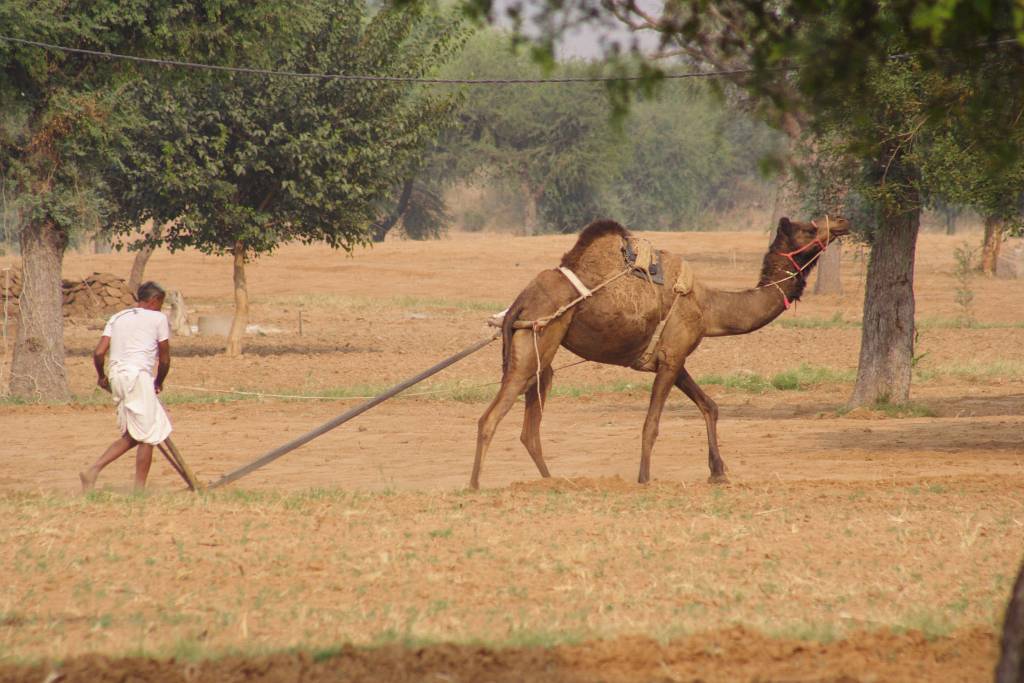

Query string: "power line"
[0, 34, 776, 85]
[4, 33, 1015, 87]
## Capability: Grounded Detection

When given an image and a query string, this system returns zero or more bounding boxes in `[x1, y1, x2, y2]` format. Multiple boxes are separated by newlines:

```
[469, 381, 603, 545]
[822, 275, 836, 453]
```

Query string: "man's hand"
[94, 335, 111, 392]
[155, 339, 170, 397]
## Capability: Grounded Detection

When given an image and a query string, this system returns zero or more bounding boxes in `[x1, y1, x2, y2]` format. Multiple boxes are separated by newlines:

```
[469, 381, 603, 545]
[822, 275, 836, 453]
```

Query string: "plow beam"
[208, 332, 498, 489]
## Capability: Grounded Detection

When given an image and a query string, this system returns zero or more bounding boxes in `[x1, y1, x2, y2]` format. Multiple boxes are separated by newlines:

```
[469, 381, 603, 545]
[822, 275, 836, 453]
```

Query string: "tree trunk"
[944, 206, 958, 235]
[813, 241, 844, 295]
[980, 214, 1005, 277]
[225, 241, 248, 357]
[93, 233, 112, 254]
[996, 558, 1024, 683]
[126, 222, 162, 295]
[849, 205, 920, 407]
[9, 218, 70, 401]
[372, 177, 415, 242]
[521, 175, 540, 236]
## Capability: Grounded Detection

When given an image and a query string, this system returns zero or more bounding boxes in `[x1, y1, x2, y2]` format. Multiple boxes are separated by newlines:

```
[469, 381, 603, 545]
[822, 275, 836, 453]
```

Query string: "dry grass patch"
[1, 476, 1021, 664]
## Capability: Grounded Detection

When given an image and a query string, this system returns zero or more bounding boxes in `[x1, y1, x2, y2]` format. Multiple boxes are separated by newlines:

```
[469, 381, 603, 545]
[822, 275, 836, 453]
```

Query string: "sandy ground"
[0, 228, 1023, 681]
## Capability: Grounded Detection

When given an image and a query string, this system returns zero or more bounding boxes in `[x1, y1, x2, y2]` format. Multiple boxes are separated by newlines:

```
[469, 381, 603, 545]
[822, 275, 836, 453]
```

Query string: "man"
[80, 281, 172, 492]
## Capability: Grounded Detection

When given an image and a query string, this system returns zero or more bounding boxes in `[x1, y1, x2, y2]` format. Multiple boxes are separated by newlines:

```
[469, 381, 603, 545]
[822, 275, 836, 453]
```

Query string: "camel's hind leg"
[471, 322, 567, 489]
[520, 365, 554, 479]
[638, 364, 680, 484]
[675, 369, 728, 483]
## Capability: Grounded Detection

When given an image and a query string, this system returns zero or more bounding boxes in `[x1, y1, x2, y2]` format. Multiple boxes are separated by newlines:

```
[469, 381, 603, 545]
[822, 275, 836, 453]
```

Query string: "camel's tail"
[500, 297, 527, 375]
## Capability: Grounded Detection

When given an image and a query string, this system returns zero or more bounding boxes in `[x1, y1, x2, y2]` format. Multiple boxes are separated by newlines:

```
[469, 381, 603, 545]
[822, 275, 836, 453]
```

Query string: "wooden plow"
[157, 437, 202, 491]
[181, 332, 500, 490]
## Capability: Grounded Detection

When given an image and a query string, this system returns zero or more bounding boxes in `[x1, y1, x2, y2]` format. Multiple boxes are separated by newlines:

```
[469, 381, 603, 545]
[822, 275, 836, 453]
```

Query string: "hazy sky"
[491, 0, 660, 60]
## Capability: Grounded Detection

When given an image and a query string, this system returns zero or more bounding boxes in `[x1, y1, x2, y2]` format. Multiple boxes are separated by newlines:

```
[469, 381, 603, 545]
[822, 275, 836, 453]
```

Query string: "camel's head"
[761, 216, 850, 302]
[774, 216, 850, 256]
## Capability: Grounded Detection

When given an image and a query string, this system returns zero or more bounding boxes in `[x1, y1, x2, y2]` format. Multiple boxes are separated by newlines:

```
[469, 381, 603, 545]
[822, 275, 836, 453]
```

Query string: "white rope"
[172, 384, 460, 401]
[170, 357, 593, 402]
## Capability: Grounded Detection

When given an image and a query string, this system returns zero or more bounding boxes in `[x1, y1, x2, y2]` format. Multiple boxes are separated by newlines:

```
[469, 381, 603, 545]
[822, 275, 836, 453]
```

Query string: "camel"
[470, 215, 850, 489]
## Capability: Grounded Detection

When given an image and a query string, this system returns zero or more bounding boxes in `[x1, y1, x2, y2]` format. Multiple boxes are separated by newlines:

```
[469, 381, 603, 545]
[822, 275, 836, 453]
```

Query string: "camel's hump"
[560, 220, 630, 268]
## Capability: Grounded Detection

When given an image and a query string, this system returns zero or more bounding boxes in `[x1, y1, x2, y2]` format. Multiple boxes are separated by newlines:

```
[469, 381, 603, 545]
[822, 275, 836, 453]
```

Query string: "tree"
[126, 222, 161, 295]
[1, 0, 322, 399]
[439, 31, 627, 234]
[371, 154, 455, 243]
[110, 1, 465, 355]
[456, 0, 1024, 406]
[922, 63, 1024, 277]
[799, 57, 972, 404]
[542, 1, 849, 283]
[436, 30, 779, 234]
[460, 0, 1024, 104]
[1, 1, 152, 400]
[614, 84, 783, 230]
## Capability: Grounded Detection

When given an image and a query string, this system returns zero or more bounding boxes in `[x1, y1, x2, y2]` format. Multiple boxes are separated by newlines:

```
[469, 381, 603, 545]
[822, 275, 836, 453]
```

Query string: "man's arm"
[154, 339, 170, 393]
[93, 336, 111, 391]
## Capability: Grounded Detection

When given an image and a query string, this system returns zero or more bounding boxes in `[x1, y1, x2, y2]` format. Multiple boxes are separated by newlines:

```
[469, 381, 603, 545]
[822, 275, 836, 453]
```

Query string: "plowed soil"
[1, 228, 1022, 682]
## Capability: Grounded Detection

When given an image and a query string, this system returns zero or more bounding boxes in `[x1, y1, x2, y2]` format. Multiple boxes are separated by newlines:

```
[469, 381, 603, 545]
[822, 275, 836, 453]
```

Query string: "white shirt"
[102, 308, 170, 374]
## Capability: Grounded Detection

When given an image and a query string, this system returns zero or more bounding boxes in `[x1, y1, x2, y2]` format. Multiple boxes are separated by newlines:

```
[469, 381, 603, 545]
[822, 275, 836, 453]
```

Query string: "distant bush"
[462, 210, 487, 232]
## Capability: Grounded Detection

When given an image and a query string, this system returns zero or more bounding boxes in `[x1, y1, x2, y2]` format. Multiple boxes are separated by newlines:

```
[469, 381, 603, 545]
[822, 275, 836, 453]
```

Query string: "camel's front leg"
[638, 364, 679, 484]
[520, 364, 554, 479]
[675, 369, 727, 483]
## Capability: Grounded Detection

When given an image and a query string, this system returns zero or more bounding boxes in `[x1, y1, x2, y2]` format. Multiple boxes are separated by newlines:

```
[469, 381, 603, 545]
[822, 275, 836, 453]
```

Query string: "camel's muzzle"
[816, 217, 850, 241]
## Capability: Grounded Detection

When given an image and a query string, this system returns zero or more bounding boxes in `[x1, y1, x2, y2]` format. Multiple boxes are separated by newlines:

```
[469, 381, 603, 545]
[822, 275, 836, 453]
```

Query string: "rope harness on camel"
[500, 236, 698, 392]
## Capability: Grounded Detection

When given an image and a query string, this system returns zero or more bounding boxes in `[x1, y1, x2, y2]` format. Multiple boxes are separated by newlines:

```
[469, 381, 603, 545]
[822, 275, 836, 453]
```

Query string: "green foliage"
[109, 0, 466, 258]
[453, 2, 1024, 243]
[777, 312, 860, 329]
[1, 0, 322, 241]
[698, 365, 855, 393]
[438, 31, 624, 233]
[770, 364, 856, 390]
[0, 0, 269, 397]
[919, 59, 1024, 235]
[400, 182, 451, 240]
[616, 86, 784, 229]
[437, 30, 780, 234]
[800, 56, 950, 243]
[697, 371, 772, 394]
[839, 398, 937, 418]
[461, 209, 487, 232]
[0, 1, 134, 241]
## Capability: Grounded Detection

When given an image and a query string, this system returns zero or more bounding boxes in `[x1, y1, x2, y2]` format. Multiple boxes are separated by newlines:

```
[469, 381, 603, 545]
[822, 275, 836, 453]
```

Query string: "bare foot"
[79, 470, 97, 493]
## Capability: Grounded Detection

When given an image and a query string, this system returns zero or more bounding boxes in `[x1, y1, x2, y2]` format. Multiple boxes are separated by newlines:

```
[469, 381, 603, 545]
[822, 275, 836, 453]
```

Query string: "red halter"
[770, 218, 831, 310]
[776, 220, 829, 274]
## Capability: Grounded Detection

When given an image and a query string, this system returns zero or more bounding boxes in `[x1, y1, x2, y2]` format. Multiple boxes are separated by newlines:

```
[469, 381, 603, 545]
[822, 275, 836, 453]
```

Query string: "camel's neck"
[698, 245, 819, 337]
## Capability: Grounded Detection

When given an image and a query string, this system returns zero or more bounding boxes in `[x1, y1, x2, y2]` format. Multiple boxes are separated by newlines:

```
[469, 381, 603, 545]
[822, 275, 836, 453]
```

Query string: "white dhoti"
[109, 365, 172, 444]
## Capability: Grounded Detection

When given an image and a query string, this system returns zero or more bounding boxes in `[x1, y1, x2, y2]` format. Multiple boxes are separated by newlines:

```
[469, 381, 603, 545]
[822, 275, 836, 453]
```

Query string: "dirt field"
[1, 228, 1022, 681]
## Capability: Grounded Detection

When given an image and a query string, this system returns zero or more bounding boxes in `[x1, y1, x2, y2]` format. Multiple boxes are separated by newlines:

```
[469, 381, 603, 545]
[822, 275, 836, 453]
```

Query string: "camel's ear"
[777, 217, 792, 234]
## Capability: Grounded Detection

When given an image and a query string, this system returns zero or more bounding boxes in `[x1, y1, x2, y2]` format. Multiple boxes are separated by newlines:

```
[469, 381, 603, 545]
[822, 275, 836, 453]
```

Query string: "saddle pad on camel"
[623, 237, 696, 295]
[623, 237, 665, 285]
